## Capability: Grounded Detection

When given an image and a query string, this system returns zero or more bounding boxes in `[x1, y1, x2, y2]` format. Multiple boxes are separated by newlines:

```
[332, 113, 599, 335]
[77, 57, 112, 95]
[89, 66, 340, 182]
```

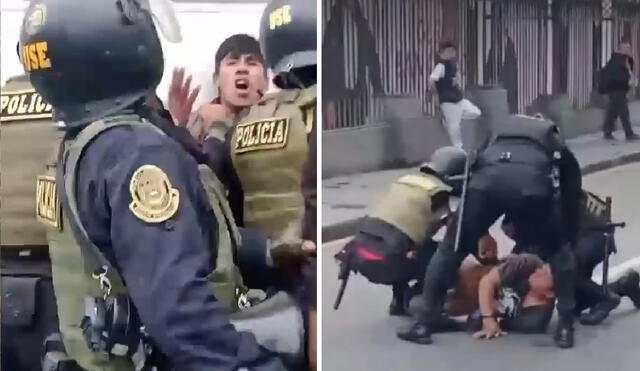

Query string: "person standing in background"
[429, 41, 481, 149]
[601, 41, 639, 141]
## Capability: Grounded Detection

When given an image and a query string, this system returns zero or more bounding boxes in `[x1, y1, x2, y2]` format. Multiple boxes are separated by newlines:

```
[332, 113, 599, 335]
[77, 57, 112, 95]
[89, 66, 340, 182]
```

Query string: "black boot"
[389, 284, 409, 316]
[397, 321, 433, 344]
[609, 270, 640, 309]
[389, 297, 407, 316]
[579, 292, 621, 325]
[554, 318, 574, 349]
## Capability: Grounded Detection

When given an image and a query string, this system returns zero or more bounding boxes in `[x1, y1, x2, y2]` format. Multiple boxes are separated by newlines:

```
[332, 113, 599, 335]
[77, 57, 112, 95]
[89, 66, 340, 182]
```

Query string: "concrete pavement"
[323, 126, 640, 241]
[322, 162, 640, 371]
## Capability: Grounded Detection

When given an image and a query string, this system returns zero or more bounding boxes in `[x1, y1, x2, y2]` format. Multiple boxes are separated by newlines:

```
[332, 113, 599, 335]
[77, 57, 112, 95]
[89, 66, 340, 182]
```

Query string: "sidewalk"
[322, 126, 640, 241]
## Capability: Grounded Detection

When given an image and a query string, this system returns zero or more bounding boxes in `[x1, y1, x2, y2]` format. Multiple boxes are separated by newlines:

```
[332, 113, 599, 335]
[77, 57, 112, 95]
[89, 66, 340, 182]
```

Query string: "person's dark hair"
[439, 41, 457, 53]
[214, 34, 265, 76]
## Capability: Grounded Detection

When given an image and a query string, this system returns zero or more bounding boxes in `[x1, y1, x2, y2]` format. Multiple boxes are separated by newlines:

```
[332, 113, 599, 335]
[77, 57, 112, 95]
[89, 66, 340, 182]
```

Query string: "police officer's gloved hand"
[270, 242, 308, 269]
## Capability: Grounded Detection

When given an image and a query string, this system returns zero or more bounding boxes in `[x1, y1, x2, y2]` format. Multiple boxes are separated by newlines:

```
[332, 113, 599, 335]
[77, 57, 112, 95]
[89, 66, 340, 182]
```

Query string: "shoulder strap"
[197, 165, 242, 260]
[57, 115, 154, 298]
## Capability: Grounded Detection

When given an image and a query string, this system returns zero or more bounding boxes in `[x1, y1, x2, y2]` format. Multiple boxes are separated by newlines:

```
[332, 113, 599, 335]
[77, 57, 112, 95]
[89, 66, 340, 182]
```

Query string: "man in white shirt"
[429, 41, 481, 149]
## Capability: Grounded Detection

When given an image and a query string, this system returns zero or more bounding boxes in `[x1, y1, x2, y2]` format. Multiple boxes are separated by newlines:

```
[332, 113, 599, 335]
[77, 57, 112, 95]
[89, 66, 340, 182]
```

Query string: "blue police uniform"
[72, 121, 285, 371]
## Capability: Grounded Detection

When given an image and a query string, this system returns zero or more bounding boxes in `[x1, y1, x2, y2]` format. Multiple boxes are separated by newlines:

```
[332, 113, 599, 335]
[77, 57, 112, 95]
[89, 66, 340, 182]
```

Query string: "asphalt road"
[322, 162, 640, 371]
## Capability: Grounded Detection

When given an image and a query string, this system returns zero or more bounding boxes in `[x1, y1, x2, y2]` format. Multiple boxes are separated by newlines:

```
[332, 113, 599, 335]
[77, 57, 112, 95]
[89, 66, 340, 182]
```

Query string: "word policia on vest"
[1, 89, 53, 121]
[36, 175, 61, 230]
[235, 117, 290, 153]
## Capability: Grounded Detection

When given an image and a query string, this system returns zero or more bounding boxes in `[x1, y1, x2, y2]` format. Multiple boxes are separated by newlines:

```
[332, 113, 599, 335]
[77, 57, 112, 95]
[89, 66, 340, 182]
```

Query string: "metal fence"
[322, 0, 640, 131]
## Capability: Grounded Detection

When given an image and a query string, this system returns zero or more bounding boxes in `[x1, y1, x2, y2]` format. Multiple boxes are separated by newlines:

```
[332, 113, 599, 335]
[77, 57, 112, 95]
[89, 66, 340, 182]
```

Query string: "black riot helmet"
[19, 0, 170, 128]
[259, 0, 317, 89]
[420, 146, 467, 196]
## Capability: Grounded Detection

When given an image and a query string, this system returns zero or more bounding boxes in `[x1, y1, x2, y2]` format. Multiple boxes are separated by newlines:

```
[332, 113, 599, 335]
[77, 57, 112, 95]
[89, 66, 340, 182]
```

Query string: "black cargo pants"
[603, 91, 634, 138]
[572, 231, 615, 313]
[417, 187, 576, 325]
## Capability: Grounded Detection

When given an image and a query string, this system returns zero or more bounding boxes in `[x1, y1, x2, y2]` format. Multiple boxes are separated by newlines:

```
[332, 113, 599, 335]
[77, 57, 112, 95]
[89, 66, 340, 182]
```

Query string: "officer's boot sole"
[579, 294, 621, 325]
[396, 323, 433, 345]
[610, 270, 640, 309]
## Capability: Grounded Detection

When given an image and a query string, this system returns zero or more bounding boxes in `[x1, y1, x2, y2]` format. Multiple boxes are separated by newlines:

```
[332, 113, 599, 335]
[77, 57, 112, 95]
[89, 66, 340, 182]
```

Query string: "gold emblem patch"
[36, 175, 61, 230]
[129, 165, 180, 223]
[235, 118, 290, 154]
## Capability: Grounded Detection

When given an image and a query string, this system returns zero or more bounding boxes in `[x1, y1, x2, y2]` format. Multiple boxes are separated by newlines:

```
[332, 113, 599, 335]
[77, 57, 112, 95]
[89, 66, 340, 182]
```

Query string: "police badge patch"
[129, 165, 180, 223]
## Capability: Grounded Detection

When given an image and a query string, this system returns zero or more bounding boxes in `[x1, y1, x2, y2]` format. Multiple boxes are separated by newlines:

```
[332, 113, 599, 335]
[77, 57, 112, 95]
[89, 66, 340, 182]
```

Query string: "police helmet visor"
[141, 0, 182, 42]
[273, 50, 317, 76]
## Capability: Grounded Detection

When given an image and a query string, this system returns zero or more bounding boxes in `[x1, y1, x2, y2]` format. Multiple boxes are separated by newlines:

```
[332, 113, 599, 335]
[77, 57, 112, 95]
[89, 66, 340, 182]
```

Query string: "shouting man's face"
[217, 52, 268, 110]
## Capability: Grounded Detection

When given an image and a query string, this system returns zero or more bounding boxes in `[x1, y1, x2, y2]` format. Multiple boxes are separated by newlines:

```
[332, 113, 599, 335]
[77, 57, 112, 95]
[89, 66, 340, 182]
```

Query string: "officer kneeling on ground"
[21, 0, 307, 370]
[497, 190, 640, 327]
[398, 114, 583, 348]
[334, 147, 491, 317]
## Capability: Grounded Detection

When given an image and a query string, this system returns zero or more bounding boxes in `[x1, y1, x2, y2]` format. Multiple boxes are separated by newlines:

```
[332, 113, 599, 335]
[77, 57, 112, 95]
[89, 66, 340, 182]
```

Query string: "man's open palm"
[168, 67, 200, 126]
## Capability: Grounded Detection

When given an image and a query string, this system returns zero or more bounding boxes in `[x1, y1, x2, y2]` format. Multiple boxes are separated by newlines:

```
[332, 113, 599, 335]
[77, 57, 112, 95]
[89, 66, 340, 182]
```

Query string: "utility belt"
[42, 334, 83, 371]
[41, 294, 170, 371]
[42, 291, 305, 371]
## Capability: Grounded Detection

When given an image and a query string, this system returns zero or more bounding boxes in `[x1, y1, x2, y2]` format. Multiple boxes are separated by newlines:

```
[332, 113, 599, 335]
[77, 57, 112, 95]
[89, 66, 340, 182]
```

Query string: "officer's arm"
[201, 124, 230, 176]
[202, 126, 245, 225]
[104, 143, 284, 370]
[236, 227, 275, 290]
[559, 148, 582, 244]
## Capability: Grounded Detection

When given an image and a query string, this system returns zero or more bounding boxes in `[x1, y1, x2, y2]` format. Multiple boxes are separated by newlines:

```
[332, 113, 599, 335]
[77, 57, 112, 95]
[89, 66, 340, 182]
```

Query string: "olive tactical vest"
[370, 173, 452, 246]
[1, 76, 59, 248]
[230, 87, 311, 247]
[38, 116, 246, 370]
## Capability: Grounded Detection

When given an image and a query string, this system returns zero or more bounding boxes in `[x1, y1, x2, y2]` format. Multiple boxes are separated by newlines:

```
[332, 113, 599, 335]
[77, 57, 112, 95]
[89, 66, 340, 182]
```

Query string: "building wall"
[322, 0, 457, 130]
[322, 0, 640, 132]
[322, 0, 640, 177]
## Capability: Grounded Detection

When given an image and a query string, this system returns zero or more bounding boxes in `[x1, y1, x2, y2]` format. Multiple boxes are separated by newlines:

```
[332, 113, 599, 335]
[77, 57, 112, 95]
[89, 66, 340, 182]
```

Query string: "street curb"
[322, 150, 640, 243]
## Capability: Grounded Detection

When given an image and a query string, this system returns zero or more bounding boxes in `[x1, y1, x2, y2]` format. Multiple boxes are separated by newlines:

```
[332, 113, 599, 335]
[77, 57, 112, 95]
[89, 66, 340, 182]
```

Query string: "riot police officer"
[334, 147, 467, 316]
[226, 0, 317, 250]
[185, 1, 318, 366]
[1, 74, 61, 371]
[20, 0, 298, 369]
[232, 0, 318, 368]
[398, 114, 582, 348]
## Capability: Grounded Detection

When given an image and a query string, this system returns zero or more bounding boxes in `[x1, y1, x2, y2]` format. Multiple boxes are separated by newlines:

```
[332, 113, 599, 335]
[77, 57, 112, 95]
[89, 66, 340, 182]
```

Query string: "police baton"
[452, 151, 474, 253]
[600, 196, 626, 295]
[333, 252, 351, 310]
